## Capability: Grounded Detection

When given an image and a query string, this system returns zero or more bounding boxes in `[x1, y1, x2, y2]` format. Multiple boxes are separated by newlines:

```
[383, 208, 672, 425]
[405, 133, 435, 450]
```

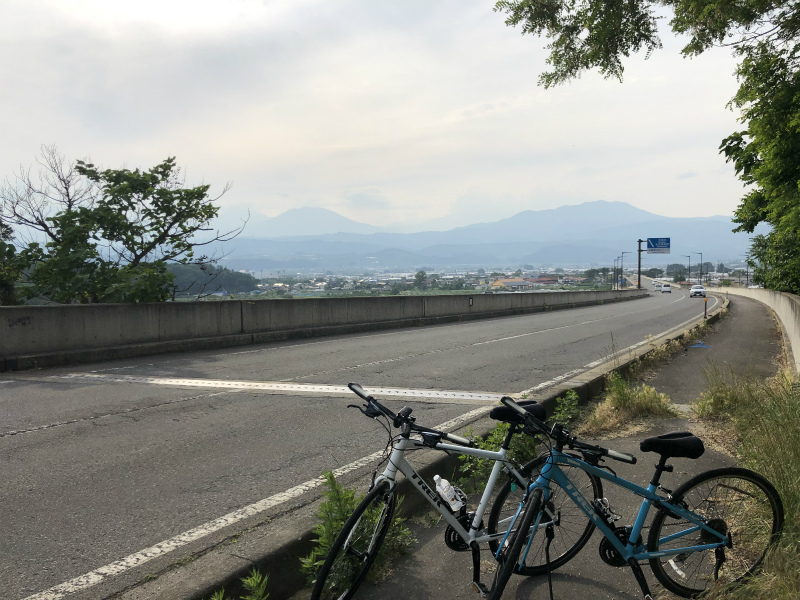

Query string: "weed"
[577, 372, 677, 437]
[549, 389, 580, 426]
[207, 568, 269, 600]
[299, 471, 416, 586]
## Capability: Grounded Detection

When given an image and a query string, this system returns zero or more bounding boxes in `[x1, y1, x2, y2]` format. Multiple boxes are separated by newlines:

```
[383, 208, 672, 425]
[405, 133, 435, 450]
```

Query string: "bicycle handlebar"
[347, 382, 473, 447]
[500, 396, 636, 465]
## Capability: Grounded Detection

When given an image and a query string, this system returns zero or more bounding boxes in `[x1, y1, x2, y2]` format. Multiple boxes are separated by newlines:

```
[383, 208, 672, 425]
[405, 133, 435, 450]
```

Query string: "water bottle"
[433, 474, 464, 512]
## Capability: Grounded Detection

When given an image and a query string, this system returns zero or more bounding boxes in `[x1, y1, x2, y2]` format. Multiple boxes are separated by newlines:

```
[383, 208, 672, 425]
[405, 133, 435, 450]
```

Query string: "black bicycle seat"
[490, 400, 547, 425]
[640, 431, 705, 459]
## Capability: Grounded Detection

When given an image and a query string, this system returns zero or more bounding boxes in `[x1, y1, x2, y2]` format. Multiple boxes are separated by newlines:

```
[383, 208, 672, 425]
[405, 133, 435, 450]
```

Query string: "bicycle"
[488, 396, 784, 600]
[310, 383, 598, 600]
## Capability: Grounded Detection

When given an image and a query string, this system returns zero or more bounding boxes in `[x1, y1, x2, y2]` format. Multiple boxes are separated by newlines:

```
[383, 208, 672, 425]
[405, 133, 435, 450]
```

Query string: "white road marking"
[22, 405, 492, 600]
[55, 375, 503, 402]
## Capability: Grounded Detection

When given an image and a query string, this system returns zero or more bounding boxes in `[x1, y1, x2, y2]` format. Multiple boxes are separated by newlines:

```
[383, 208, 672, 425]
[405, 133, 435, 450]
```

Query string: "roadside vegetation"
[299, 471, 416, 585]
[206, 568, 269, 600]
[691, 367, 800, 600]
[576, 372, 678, 437]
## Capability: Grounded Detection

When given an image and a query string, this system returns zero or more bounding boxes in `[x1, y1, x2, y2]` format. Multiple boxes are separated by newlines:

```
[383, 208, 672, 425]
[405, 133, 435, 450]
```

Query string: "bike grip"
[500, 396, 528, 416]
[444, 432, 473, 447]
[607, 449, 637, 464]
[348, 382, 371, 400]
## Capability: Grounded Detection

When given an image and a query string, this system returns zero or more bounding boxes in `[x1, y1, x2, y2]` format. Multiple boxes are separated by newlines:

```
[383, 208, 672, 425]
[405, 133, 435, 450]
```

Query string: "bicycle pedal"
[471, 581, 490, 597]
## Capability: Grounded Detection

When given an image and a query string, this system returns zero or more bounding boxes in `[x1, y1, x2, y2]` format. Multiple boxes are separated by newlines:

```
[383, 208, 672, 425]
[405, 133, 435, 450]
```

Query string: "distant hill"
[244, 207, 381, 237]
[216, 201, 767, 271]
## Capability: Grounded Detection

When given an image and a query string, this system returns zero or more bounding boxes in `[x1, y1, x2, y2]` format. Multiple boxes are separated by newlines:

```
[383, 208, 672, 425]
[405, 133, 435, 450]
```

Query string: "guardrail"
[0, 289, 646, 371]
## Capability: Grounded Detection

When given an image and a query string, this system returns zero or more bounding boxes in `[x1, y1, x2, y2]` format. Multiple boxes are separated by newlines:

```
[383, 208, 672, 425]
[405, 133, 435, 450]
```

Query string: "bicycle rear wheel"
[648, 467, 783, 598]
[311, 481, 396, 600]
[488, 487, 544, 600]
[488, 455, 601, 575]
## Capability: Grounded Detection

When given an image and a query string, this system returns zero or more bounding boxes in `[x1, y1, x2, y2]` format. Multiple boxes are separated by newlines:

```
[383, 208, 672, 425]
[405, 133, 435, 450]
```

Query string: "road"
[0, 289, 717, 599]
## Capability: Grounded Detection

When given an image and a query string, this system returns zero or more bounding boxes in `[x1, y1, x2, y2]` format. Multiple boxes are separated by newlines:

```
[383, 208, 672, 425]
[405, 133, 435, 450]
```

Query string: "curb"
[116, 295, 728, 600]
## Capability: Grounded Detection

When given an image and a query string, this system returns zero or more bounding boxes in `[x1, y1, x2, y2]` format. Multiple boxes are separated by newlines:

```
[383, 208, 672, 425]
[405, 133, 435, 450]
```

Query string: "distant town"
[171, 260, 756, 300]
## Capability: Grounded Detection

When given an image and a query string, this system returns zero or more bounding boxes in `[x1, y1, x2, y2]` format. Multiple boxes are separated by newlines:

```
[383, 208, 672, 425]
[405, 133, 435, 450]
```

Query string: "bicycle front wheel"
[488, 487, 544, 600]
[648, 467, 783, 598]
[488, 455, 601, 576]
[311, 481, 396, 600]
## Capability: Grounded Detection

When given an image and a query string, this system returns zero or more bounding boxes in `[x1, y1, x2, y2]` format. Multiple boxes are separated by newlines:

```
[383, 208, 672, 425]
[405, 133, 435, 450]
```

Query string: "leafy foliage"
[494, 0, 800, 291]
[0, 147, 238, 303]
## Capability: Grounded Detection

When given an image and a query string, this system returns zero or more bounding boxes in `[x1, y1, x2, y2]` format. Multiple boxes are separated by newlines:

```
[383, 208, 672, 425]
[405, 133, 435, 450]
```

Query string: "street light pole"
[683, 255, 691, 286]
[621, 251, 631, 288]
[613, 258, 618, 290]
[637, 239, 645, 289]
[693, 252, 703, 284]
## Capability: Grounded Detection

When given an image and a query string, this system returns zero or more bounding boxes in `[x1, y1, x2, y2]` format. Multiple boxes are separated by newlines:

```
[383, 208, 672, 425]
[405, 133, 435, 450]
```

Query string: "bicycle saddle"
[640, 431, 705, 459]
[490, 400, 547, 425]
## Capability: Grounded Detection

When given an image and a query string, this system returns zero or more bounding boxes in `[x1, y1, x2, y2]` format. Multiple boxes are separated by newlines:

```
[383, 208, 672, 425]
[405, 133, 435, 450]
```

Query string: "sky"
[0, 0, 747, 232]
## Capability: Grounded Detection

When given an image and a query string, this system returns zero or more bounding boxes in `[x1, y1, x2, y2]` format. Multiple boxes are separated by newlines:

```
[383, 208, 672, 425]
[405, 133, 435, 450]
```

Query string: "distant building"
[490, 278, 533, 291]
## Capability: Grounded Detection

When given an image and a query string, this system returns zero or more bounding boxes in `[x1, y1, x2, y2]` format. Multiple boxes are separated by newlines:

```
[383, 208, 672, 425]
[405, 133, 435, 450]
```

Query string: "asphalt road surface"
[0, 290, 718, 599]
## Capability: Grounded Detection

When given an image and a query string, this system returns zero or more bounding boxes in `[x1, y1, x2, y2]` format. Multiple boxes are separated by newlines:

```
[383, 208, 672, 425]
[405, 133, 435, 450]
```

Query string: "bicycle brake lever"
[348, 403, 382, 418]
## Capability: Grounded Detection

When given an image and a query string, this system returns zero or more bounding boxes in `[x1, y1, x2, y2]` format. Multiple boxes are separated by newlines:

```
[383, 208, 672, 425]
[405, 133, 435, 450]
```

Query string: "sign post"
[639, 238, 670, 290]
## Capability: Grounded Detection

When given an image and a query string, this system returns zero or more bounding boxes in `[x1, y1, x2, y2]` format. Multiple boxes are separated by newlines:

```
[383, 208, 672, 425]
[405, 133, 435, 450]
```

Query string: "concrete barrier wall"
[721, 287, 800, 373]
[1, 289, 645, 370]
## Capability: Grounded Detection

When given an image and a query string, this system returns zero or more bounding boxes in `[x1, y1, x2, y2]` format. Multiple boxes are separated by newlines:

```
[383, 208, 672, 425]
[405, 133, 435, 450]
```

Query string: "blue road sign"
[647, 237, 670, 254]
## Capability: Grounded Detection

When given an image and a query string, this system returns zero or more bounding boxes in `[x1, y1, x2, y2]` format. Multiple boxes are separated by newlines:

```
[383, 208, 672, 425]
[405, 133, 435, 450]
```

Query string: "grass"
[691, 367, 800, 600]
[576, 371, 678, 437]
[299, 471, 416, 586]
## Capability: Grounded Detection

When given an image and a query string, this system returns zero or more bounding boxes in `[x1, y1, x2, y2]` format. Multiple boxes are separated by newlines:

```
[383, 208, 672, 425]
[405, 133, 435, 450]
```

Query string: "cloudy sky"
[1, 0, 746, 231]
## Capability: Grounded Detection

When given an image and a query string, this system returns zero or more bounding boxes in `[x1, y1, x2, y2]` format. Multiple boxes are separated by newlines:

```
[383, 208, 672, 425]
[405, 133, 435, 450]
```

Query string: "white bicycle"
[310, 383, 600, 599]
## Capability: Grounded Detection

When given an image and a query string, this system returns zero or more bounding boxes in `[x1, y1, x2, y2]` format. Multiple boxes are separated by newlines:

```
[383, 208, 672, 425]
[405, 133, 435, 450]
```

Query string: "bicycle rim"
[648, 467, 783, 598]
[311, 482, 396, 600]
[488, 456, 600, 576]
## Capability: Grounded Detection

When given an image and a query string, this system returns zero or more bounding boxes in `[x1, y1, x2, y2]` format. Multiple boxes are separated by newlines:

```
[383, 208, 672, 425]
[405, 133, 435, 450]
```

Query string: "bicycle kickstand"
[470, 541, 490, 597]
[627, 557, 654, 600]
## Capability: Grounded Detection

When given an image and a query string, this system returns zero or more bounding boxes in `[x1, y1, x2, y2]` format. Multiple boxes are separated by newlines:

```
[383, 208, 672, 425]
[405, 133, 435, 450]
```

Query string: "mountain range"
[215, 201, 766, 272]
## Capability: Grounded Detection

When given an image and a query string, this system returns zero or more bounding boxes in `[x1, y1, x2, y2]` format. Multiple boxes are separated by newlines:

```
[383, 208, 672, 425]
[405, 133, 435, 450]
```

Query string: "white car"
[661, 283, 671, 293]
[689, 284, 706, 298]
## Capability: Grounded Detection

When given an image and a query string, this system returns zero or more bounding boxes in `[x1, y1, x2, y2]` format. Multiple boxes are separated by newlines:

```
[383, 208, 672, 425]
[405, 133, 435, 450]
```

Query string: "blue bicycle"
[489, 397, 784, 600]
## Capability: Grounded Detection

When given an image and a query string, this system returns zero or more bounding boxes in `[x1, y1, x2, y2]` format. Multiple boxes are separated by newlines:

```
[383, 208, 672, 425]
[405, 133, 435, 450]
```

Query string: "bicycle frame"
[519, 449, 730, 566]
[372, 434, 527, 547]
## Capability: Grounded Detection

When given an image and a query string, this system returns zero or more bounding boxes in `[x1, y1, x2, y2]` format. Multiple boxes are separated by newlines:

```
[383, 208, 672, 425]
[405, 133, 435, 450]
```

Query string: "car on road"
[689, 284, 706, 298]
[661, 283, 671, 293]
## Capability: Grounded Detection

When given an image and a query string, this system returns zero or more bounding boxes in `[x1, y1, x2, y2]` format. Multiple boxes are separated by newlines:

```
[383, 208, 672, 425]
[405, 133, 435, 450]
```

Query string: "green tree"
[494, 0, 800, 292]
[1, 147, 238, 303]
[0, 217, 26, 305]
[414, 270, 428, 290]
[643, 268, 664, 278]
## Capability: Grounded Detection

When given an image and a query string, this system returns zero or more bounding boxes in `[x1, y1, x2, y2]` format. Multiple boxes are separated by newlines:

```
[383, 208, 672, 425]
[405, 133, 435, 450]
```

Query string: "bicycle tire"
[488, 455, 601, 575]
[648, 466, 783, 598]
[310, 481, 396, 600]
[488, 487, 544, 600]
